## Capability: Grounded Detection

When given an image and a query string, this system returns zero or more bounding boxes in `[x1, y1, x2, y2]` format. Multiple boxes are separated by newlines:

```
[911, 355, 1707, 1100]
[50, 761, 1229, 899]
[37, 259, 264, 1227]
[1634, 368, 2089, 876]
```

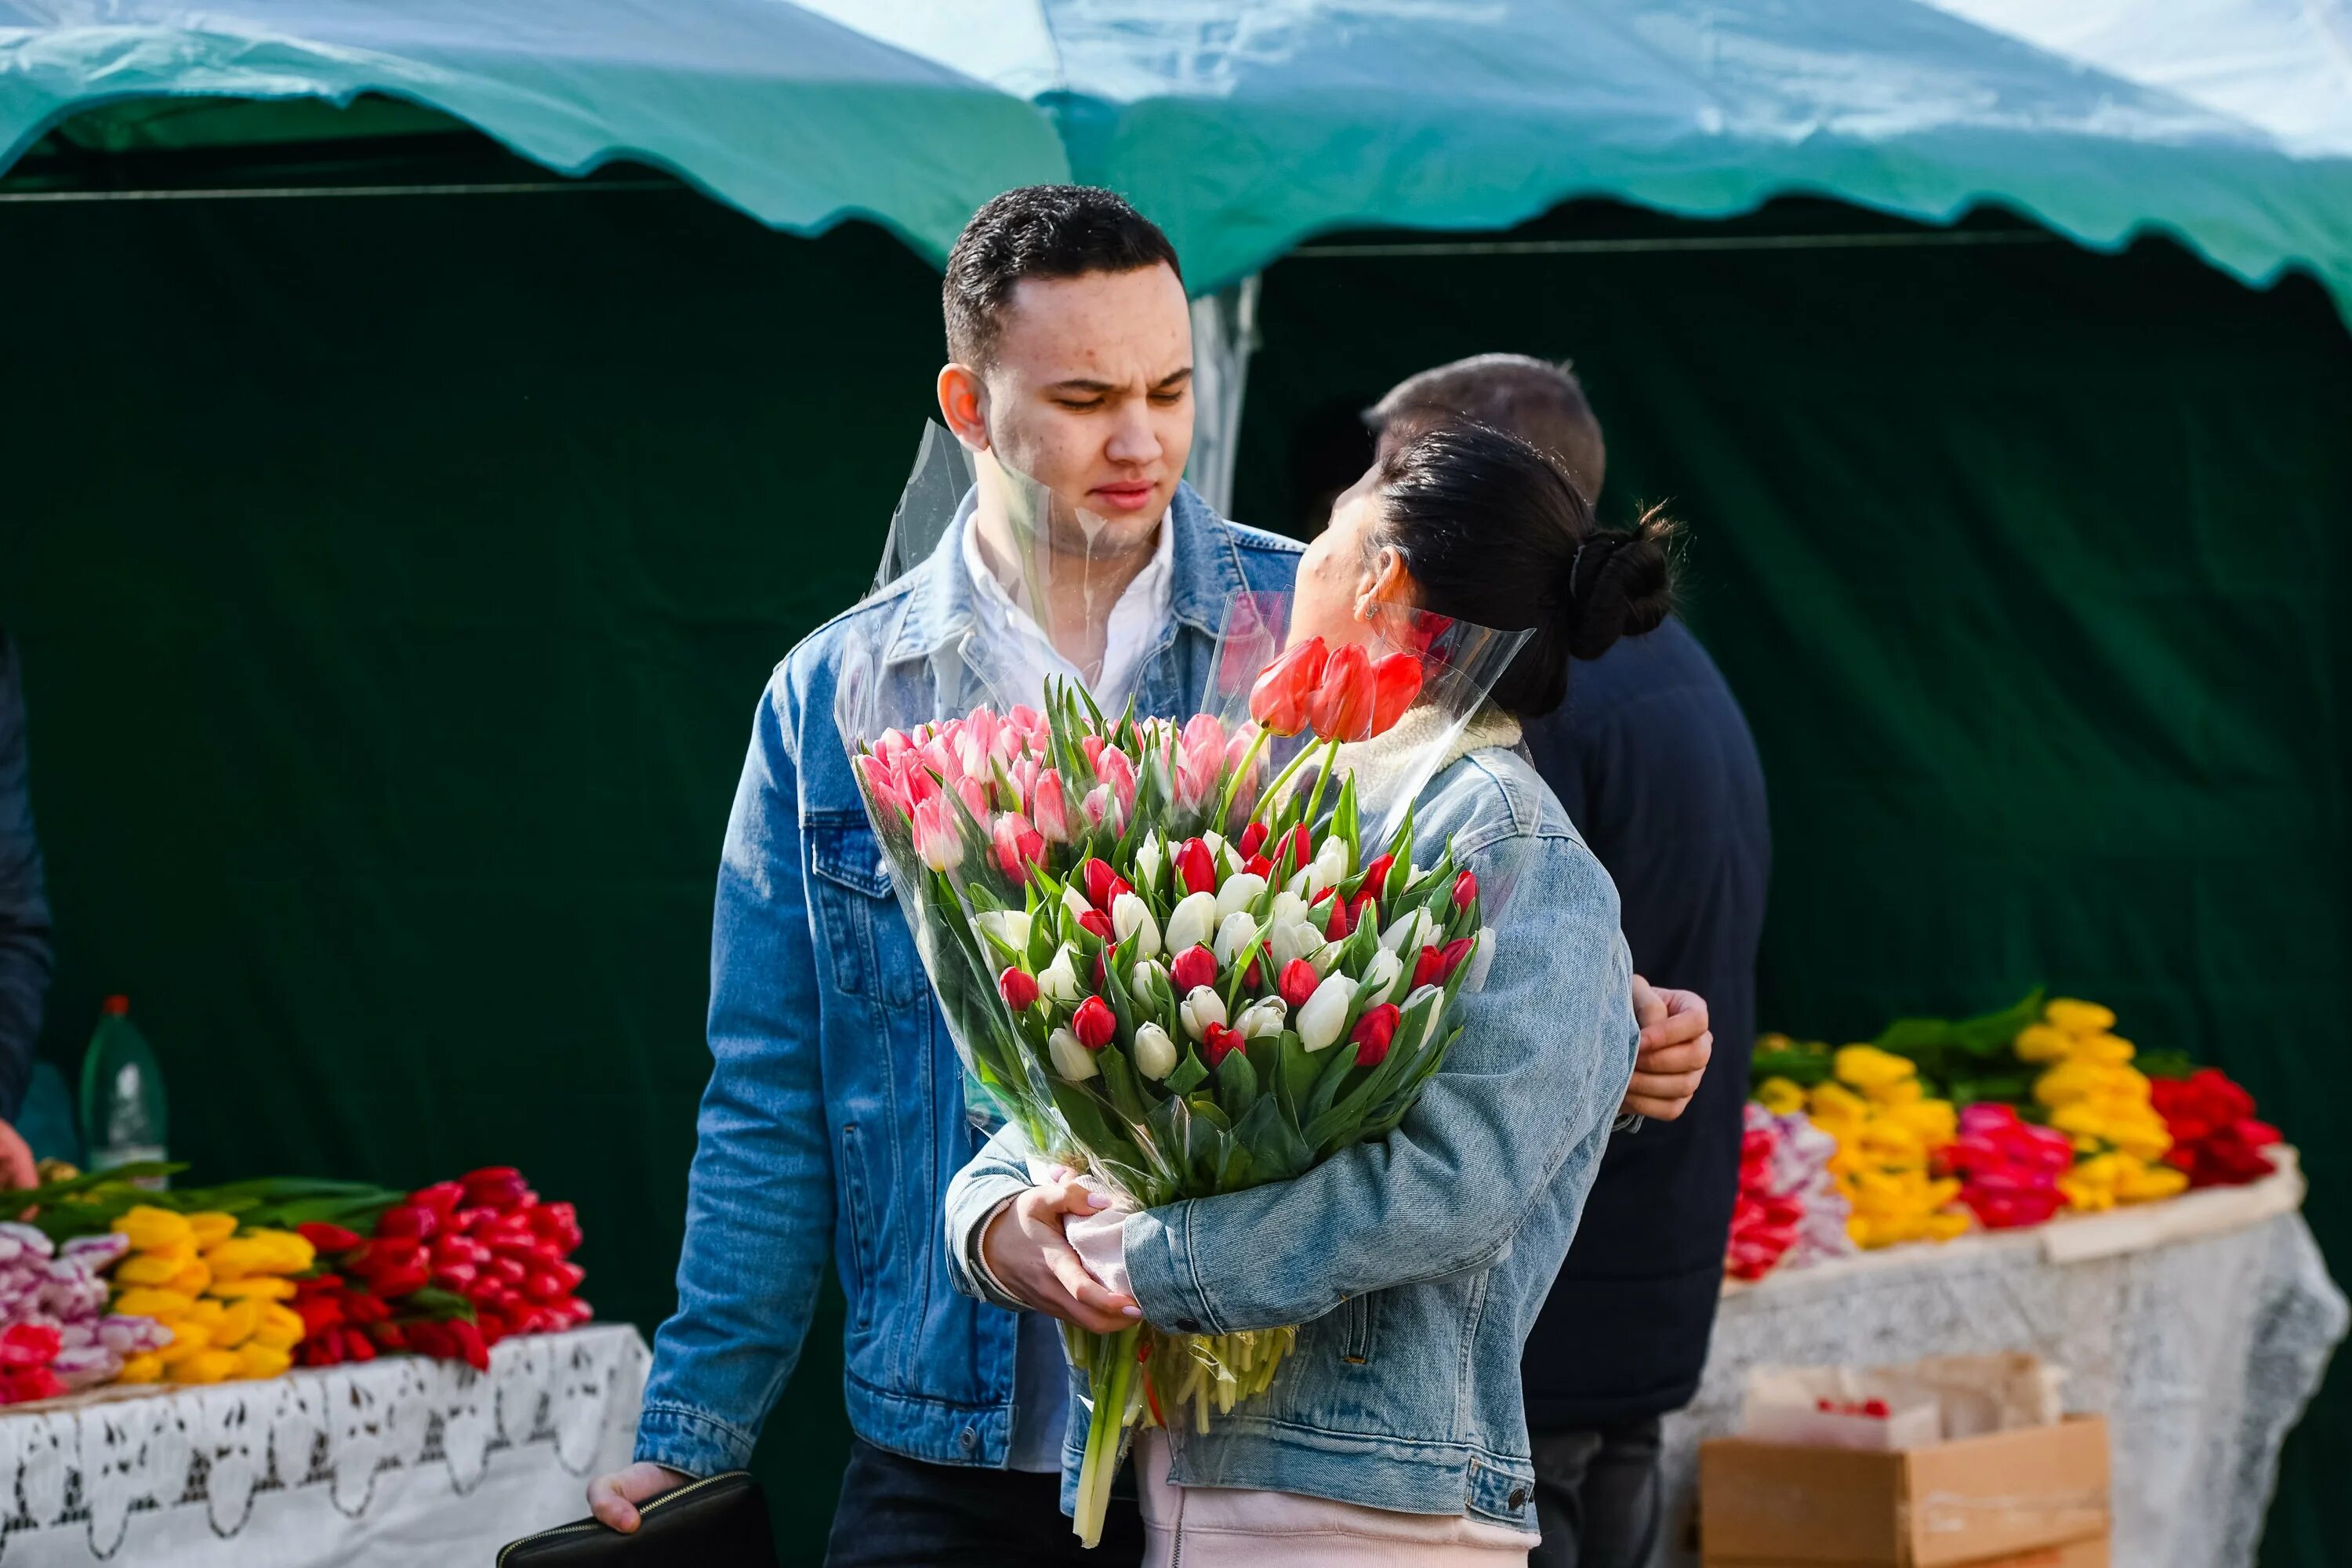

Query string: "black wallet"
[497, 1472, 779, 1566]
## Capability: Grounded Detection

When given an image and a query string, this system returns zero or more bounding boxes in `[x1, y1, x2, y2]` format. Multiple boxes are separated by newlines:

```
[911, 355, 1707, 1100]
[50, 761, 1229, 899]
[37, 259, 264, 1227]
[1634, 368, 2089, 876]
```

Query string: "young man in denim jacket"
[590, 192, 1713, 1564]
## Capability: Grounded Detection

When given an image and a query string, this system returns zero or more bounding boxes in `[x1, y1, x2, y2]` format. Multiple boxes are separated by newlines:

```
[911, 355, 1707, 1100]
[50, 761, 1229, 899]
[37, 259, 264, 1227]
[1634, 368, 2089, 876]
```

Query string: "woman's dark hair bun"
[1563, 507, 1676, 662]
[1372, 422, 1679, 719]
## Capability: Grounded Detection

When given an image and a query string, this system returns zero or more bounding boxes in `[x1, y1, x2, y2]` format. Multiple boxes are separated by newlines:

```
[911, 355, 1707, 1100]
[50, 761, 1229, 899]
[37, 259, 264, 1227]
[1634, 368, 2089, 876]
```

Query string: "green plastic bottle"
[78, 995, 169, 1180]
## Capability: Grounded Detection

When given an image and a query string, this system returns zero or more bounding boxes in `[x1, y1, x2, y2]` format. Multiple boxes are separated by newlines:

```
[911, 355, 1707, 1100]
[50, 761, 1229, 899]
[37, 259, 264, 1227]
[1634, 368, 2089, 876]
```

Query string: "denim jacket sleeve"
[942, 1119, 1044, 1314]
[1121, 823, 1636, 1336]
[636, 671, 837, 1476]
[0, 637, 52, 1124]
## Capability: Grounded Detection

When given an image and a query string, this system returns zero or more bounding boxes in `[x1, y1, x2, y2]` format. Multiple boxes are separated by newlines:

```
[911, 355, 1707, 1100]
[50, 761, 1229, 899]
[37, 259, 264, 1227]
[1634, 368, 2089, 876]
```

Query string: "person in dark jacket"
[1369, 356, 1770, 1568]
[0, 635, 53, 1188]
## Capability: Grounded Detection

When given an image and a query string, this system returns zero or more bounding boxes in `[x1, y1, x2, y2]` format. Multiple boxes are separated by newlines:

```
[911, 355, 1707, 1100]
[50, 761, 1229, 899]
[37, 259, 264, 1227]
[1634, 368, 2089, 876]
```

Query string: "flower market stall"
[1665, 998, 2349, 1568]
[0, 1165, 643, 1563]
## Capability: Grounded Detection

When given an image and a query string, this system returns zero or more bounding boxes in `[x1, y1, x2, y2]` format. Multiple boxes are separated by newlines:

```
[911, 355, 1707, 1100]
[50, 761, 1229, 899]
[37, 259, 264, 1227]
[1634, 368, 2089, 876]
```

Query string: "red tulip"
[1033, 768, 1074, 843]
[1203, 1022, 1246, 1066]
[1176, 837, 1218, 896]
[1452, 869, 1478, 910]
[1411, 945, 1447, 989]
[999, 967, 1040, 1011]
[1360, 855, 1395, 895]
[1327, 887, 1377, 939]
[1083, 859, 1132, 912]
[1279, 959, 1320, 1011]
[408, 1181, 466, 1218]
[1243, 855, 1274, 880]
[1367, 652, 1423, 736]
[1073, 996, 1117, 1051]
[1237, 822, 1270, 860]
[993, 812, 1045, 883]
[1305, 643, 1376, 741]
[1273, 825, 1313, 878]
[297, 1222, 362, 1254]
[1350, 1004, 1402, 1065]
[1250, 638, 1328, 737]
[376, 1204, 437, 1241]
[1077, 909, 1115, 942]
[1438, 936, 1475, 982]
[1170, 945, 1218, 994]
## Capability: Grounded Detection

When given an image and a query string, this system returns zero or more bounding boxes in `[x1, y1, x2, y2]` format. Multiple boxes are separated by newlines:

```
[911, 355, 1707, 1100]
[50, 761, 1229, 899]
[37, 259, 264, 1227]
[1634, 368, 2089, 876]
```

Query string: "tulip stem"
[1072, 1324, 1142, 1548]
[1298, 737, 1343, 835]
[1214, 724, 1274, 833]
[1240, 733, 1321, 833]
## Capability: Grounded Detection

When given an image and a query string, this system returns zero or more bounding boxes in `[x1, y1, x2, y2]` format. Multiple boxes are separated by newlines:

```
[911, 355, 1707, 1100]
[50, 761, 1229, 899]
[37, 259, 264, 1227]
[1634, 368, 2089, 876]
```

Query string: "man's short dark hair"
[943, 186, 1181, 368]
[1366, 354, 1607, 503]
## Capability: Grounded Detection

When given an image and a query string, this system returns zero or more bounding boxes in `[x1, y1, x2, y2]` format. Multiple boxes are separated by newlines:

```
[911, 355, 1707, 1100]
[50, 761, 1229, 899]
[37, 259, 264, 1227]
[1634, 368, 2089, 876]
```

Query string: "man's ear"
[937, 363, 992, 451]
[1355, 544, 1412, 619]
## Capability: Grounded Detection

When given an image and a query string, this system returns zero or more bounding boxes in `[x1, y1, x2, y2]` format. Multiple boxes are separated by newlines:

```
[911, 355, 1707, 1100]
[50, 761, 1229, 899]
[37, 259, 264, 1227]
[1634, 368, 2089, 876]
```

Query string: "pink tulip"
[1034, 769, 1073, 842]
[912, 796, 962, 872]
[1094, 744, 1138, 815]
[1081, 783, 1120, 834]
[858, 753, 913, 819]
[993, 812, 1046, 883]
[1007, 703, 1043, 734]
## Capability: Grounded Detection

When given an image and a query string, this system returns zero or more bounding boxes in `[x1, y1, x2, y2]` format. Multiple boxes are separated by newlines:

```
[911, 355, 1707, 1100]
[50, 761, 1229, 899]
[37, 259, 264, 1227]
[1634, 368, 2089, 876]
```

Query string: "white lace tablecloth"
[0, 1323, 647, 1566]
[1661, 1152, 2347, 1568]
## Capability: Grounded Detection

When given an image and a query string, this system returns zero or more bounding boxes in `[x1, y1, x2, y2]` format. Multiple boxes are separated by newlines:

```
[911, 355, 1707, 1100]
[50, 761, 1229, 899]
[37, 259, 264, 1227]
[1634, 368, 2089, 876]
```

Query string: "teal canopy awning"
[5, 1, 2350, 314]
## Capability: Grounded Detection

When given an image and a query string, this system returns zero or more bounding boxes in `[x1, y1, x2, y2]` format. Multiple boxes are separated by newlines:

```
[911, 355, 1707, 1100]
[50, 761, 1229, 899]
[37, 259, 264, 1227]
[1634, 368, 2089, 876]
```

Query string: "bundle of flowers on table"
[0, 1161, 589, 1400]
[1738, 991, 2288, 1281]
[1726, 1102, 1853, 1281]
[840, 575, 1529, 1544]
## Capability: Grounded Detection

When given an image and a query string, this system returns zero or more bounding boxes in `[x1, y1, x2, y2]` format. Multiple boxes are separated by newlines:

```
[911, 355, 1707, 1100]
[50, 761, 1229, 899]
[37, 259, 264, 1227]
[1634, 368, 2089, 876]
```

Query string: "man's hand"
[0, 1120, 35, 1192]
[980, 1175, 1142, 1334]
[1624, 976, 1713, 1121]
[587, 1461, 693, 1532]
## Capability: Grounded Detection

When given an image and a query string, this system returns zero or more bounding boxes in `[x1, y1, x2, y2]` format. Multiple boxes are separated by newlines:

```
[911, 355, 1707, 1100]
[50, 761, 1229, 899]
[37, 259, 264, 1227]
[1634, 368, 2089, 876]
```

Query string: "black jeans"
[822, 1439, 1144, 1568]
[1526, 1417, 1663, 1568]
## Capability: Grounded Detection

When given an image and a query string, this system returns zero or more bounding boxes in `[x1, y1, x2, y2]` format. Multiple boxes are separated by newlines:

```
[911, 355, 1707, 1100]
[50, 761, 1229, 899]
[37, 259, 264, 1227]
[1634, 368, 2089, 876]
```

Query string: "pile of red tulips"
[2151, 1069, 2281, 1189]
[1726, 1110, 1806, 1281]
[1937, 1103, 2075, 1230]
[291, 1167, 589, 1371]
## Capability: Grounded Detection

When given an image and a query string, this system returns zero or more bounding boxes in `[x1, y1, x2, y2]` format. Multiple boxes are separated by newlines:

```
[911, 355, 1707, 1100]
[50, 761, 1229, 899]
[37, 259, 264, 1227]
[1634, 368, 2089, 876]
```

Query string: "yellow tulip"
[1833, 1045, 1916, 1090]
[165, 1261, 212, 1297]
[114, 1253, 195, 1287]
[113, 1287, 199, 1319]
[208, 1276, 298, 1302]
[169, 1349, 244, 1385]
[2015, 1023, 2073, 1062]
[184, 1212, 240, 1249]
[2045, 998, 2117, 1036]
[156, 1323, 213, 1363]
[115, 1354, 164, 1385]
[212, 1299, 261, 1350]
[111, 1207, 194, 1250]
[252, 1305, 307, 1352]
[236, 1343, 294, 1381]
[1755, 1076, 1806, 1116]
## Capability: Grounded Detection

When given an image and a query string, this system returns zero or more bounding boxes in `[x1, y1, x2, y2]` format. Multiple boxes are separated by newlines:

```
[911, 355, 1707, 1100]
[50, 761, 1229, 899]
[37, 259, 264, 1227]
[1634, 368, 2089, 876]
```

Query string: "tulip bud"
[1236, 998, 1288, 1039]
[976, 909, 1033, 954]
[1077, 909, 1114, 942]
[1176, 837, 1218, 897]
[1169, 944, 1217, 995]
[1243, 854, 1275, 881]
[1309, 834, 1350, 896]
[1034, 768, 1073, 843]
[1296, 973, 1356, 1053]
[1350, 1003, 1402, 1065]
[1381, 906, 1434, 955]
[999, 967, 1040, 1012]
[1272, 825, 1314, 879]
[1133, 1022, 1179, 1080]
[1213, 910, 1259, 968]
[1038, 946, 1083, 1004]
[1203, 1022, 1247, 1066]
[1180, 986, 1228, 1042]
[1214, 873, 1268, 923]
[1305, 642, 1376, 741]
[1081, 783, 1120, 833]
[1463, 927, 1496, 992]
[1111, 893, 1162, 958]
[1367, 651, 1423, 737]
[1084, 859, 1131, 912]
[1237, 822, 1269, 860]
[1165, 891, 1218, 955]
[1279, 958, 1321, 1011]
[1453, 869, 1478, 910]
[991, 811, 1046, 883]
[912, 796, 962, 873]
[1363, 946, 1403, 995]
[1135, 831, 1167, 891]
[1437, 935, 1475, 982]
[1248, 637, 1328, 738]
[1131, 958, 1168, 1001]
[1269, 891, 1310, 929]
[1048, 1028, 1099, 1082]
[1269, 920, 1324, 971]
[1062, 884, 1094, 924]
[1072, 996, 1116, 1051]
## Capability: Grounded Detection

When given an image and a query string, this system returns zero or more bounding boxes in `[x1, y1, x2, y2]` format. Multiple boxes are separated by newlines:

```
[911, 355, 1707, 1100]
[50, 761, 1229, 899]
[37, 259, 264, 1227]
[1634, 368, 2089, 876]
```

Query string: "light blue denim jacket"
[634, 485, 1302, 1477]
[943, 736, 1639, 1530]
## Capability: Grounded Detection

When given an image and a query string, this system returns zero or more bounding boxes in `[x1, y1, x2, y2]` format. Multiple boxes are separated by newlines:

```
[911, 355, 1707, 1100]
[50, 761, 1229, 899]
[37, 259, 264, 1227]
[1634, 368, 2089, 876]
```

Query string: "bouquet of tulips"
[842, 580, 1526, 1544]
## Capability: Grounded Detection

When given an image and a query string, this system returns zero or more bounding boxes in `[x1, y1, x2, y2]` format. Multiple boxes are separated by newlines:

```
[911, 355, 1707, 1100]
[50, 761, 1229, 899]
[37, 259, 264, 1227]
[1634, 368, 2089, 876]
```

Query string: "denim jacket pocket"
[1335, 1293, 1377, 1366]
[837, 1122, 878, 1335]
[807, 821, 927, 1004]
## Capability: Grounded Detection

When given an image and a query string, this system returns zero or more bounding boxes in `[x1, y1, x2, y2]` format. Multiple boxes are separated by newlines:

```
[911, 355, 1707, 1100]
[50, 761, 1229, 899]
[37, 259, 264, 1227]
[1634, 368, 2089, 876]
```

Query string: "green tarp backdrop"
[2, 177, 2345, 1560]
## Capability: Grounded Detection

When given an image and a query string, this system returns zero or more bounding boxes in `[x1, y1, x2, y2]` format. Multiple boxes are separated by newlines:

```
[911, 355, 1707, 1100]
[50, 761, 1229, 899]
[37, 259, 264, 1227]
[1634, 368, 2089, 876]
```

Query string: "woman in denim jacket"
[945, 422, 1679, 1563]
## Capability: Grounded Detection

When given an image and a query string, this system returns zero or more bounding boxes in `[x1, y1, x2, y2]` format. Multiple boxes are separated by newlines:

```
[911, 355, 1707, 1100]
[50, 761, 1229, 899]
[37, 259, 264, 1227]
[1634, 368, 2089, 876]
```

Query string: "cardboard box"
[1700, 1414, 2109, 1567]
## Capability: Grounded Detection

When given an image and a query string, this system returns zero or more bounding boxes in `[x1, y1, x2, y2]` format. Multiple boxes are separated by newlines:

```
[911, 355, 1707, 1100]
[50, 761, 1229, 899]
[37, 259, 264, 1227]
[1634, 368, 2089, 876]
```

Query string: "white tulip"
[1202, 829, 1226, 856]
[1380, 906, 1434, 954]
[1164, 891, 1218, 954]
[1463, 927, 1497, 993]
[1296, 973, 1356, 1052]
[1309, 835, 1350, 896]
[975, 909, 1032, 955]
[1047, 1026, 1098, 1082]
[1112, 892, 1162, 958]
[1131, 958, 1168, 1002]
[1270, 891, 1310, 929]
[1215, 873, 1268, 922]
[1179, 985, 1228, 1041]
[1134, 831, 1166, 892]
[1401, 984, 1444, 1052]
[1363, 946, 1404, 996]
[1038, 944, 1083, 1004]
[1132, 1022, 1178, 1080]
[1213, 909, 1260, 968]
[1062, 884, 1094, 924]
[1269, 920, 1324, 971]
[1236, 998, 1288, 1039]
[1285, 867, 1313, 900]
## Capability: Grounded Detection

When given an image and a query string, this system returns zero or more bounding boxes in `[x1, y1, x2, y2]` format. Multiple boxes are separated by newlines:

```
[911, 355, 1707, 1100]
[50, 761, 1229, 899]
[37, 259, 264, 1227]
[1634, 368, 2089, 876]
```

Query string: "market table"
[0, 1322, 645, 1566]
[1659, 1152, 2347, 1568]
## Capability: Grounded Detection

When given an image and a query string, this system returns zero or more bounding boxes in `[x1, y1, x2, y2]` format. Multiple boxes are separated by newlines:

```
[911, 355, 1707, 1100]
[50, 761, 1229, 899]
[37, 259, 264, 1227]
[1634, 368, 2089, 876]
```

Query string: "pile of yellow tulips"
[106, 1207, 313, 1385]
[2017, 999, 2188, 1210]
[1758, 1045, 1969, 1250]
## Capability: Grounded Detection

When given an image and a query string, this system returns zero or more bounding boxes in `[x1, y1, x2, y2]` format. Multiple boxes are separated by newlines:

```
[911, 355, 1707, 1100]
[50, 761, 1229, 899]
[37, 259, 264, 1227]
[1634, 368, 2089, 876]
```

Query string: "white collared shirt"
[960, 505, 1174, 711]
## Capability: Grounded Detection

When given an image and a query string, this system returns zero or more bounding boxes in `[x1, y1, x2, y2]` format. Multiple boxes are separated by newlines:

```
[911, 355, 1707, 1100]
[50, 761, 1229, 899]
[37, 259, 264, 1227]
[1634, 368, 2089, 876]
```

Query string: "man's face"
[968, 263, 1194, 551]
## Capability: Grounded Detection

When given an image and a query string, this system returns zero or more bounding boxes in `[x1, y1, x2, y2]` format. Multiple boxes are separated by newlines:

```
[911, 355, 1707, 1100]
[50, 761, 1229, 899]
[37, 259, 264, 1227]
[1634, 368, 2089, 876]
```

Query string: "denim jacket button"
[1174, 1316, 1201, 1334]
[959, 1427, 978, 1452]
[1508, 1486, 1528, 1511]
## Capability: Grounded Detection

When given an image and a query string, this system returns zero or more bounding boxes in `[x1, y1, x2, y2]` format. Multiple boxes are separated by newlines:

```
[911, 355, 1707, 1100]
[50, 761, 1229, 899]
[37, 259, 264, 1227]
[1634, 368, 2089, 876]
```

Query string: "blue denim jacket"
[635, 485, 1302, 1477]
[944, 735, 1638, 1530]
